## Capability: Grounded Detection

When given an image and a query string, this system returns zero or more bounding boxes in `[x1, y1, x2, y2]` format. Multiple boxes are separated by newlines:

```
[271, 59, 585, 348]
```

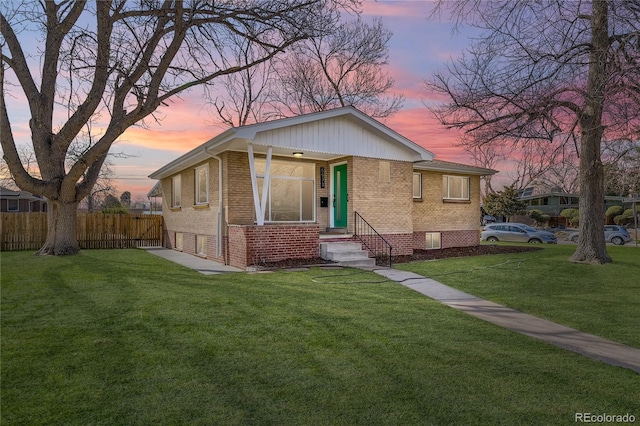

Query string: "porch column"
[247, 144, 272, 226]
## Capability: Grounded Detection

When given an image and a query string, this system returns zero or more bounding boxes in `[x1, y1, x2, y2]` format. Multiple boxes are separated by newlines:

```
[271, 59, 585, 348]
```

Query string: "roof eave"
[148, 129, 236, 179]
[413, 161, 498, 176]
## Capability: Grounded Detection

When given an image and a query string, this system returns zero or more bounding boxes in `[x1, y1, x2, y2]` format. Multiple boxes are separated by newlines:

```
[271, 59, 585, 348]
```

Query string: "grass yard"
[396, 243, 640, 348]
[1, 249, 639, 425]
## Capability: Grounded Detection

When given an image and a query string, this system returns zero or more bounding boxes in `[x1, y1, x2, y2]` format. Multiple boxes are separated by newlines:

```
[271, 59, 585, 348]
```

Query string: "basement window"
[196, 235, 207, 256]
[425, 232, 441, 250]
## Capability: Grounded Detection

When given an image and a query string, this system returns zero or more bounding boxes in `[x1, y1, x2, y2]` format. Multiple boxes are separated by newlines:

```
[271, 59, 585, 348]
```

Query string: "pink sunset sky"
[6, 1, 484, 201]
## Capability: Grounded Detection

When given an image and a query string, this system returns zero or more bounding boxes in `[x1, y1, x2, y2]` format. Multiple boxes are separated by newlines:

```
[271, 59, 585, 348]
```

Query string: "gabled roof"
[414, 159, 497, 176]
[519, 192, 579, 200]
[150, 107, 435, 180]
[0, 187, 21, 197]
[0, 186, 45, 201]
[147, 181, 162, 198]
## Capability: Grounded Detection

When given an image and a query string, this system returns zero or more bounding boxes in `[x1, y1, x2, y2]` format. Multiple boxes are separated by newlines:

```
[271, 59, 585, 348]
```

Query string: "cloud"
[117, 127, 213, 153]
[386, 107, 471, 163]
[362, 1, 437, 19]
[115, 95, 229, 152]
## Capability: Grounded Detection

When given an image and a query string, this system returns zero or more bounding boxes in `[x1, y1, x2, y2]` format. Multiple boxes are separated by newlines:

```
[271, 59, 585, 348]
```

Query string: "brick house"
[149, 107, 496, 269]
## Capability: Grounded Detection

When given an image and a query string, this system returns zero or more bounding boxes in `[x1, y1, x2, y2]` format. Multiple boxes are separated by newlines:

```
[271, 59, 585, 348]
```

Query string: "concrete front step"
[320, 241, 375, 267]
[336, 258, 376, 267]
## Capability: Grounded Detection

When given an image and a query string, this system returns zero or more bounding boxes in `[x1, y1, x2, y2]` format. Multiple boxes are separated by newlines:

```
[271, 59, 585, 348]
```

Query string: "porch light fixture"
[293, 152, 303, 158]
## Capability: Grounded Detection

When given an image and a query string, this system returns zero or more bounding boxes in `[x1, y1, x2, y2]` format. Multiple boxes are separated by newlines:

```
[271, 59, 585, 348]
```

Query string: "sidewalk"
[142, 247, 241, 274]
[373, 268, 640, 374]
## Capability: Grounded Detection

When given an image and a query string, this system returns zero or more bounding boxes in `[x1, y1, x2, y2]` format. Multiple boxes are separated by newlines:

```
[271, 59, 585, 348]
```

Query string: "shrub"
[605, 205, 624, 219]
[560, 208, 579, 226]
[614, 209, 635, 226]
[527, 209, 550, 227]
[101, 206, 129, 214]
[483, 186, 526, 221]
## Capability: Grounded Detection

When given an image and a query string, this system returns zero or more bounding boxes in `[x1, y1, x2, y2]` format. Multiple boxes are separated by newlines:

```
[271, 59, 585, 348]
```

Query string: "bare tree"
[508, 139, 569, 191]
[274, 16, 403, 119]
[532, 146, 581, 195]
[208, 32, 281, 127]
[462, 142, 505, 197]
[602, 139, 640, 196]
[211, 15, 403, 127]
[0, 145, 38, 190]
[426, 0, 640, 264]
[1, 140, 118, 212]
[1, 0, 350, 255]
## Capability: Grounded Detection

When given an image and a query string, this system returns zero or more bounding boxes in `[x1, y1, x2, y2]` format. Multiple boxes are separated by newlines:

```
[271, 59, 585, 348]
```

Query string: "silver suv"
[568, 225, 632, 246]
[481, 223, 558, 244]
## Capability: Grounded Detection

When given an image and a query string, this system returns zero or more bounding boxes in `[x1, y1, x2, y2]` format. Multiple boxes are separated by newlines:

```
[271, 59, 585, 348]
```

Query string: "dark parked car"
[568, 225, 632, 246]
[481, 223, 557, 244]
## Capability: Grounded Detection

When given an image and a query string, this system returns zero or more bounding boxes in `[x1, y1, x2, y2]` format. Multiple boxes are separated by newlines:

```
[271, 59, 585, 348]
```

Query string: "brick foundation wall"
[442, 230, 480, 248]
[413, 229, 480, 250]
[163, 230, 224, 263]
[368, 233, 413, 256]
[228, 224, 321, 269]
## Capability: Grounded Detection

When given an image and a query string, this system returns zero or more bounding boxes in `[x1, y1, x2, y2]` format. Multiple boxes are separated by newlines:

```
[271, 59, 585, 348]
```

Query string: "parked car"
[481, 223, 558, 244]
[568, 225, 632, 245]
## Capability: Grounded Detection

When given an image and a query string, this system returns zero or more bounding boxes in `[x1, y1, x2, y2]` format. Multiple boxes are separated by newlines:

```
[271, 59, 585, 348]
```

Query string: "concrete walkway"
[142, 247, 241, 274]
[373, 268, 640, 374]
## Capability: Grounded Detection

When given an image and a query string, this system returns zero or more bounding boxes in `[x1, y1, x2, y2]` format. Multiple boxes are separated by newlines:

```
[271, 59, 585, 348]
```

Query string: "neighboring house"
[146, 181, 163, 215]
[149, 107, 496, 269]
[0, 187, 47, 212]
[519, 191, 632, 226]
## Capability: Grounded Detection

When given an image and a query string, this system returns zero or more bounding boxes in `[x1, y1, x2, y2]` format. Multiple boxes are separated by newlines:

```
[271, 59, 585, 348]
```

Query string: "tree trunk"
[36, 200, 80, 256]
[569, 0, 611, 264]
[570, 131, 611, 264]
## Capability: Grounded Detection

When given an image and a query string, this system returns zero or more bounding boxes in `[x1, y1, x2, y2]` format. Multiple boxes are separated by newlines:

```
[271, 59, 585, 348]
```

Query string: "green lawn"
[1, 249, 639, 425]
[396, 243, 640, 348]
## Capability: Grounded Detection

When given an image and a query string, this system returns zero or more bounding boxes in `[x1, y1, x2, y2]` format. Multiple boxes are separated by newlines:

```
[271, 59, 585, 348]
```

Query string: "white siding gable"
[251, 116, 426, 162]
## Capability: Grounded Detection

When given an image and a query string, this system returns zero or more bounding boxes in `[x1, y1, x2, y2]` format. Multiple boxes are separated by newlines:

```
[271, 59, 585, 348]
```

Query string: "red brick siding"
[228, 224, 321, 269]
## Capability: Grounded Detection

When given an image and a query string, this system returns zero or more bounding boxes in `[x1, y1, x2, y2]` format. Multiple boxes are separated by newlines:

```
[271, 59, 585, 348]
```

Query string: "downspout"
[204, 148, 224, 261]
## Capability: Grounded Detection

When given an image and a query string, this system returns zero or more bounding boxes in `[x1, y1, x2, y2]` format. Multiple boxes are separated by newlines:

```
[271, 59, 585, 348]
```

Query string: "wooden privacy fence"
[0, 212, 164, 251]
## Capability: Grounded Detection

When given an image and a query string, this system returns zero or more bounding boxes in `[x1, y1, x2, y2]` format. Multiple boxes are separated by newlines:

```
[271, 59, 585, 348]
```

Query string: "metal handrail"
[353, 211, 393, 268]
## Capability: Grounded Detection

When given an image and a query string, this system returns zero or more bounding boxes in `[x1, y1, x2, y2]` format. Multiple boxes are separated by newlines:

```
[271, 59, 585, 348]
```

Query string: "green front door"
[333, 164, 348, 228]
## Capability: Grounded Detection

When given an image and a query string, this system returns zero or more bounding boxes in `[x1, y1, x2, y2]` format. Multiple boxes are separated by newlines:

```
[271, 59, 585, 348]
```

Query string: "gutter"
[204, 147, 224, 261]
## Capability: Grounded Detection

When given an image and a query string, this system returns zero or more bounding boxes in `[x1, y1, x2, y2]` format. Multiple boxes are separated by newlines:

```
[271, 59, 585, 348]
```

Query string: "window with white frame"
[175, 232, 183, 251]
[412, 173, 422, 199]
[255, 159, 315, 222]
[7, 199, 19, 211]
[425, 232, 441, 250]
[196, 235, 207, 256]
[442, 175, 469, 200]
[195, 164, 209, 205]
[172, 175, 181, 208]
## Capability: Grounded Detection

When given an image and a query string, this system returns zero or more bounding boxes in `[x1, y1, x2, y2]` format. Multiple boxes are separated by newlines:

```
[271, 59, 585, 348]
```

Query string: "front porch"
[225, 222, 418, 270]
